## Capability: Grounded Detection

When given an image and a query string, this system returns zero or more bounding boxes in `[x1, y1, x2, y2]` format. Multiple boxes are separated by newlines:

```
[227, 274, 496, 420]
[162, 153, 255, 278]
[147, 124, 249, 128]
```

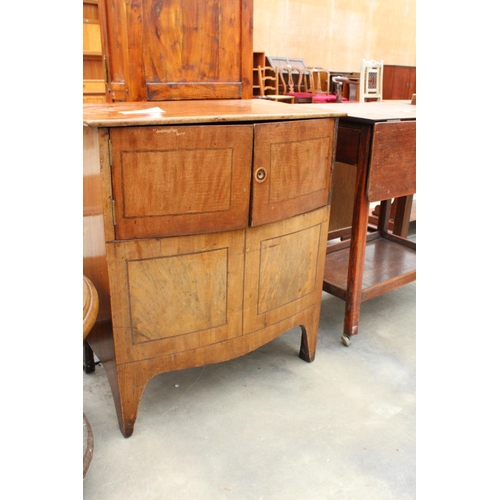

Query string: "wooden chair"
[309, 69, 347, 103]
[359, 59, 383, 102]
[279, 65, 313, 103]
[257, 65, 279, 96]
[255, 65, 295, 103]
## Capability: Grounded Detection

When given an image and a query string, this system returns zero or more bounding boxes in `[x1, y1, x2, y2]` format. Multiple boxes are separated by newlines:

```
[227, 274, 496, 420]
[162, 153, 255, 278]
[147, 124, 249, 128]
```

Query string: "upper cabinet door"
[110, 124, 253, 240]
[98, 0, 253, 101]
[251, 118, 335, 227]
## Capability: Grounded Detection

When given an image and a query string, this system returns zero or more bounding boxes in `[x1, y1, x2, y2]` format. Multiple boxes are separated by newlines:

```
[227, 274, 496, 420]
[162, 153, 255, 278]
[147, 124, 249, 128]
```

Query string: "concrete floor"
[83, 233, 416, 500]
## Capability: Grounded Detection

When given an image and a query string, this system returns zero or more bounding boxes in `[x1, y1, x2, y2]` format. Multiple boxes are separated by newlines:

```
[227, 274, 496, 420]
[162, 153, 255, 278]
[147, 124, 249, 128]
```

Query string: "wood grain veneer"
[83, 100, 342, 436]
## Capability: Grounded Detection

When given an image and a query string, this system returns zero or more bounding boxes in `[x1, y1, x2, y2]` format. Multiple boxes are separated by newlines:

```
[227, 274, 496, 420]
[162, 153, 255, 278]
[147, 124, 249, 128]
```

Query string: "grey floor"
[83, 232, 416, 500]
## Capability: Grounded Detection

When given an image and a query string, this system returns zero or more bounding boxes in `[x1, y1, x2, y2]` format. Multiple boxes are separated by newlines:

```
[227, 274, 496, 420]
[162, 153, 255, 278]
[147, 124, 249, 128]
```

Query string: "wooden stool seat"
[83, 275, 99, 478]
[83, 275, 99, 340]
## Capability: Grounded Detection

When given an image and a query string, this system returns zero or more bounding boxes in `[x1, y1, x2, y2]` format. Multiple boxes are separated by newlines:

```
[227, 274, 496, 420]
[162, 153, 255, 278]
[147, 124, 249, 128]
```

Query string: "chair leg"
[83, 340, 95, 373]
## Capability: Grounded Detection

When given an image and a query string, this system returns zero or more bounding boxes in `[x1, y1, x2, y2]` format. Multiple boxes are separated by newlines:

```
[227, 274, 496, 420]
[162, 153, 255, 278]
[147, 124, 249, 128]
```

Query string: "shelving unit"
[83, 0, 106, 103]
[252, 52, 266, 96]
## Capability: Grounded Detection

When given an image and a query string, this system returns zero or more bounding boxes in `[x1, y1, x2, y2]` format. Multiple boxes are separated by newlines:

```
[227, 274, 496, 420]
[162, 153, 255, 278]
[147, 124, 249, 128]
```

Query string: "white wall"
[253, 0, 416, 72]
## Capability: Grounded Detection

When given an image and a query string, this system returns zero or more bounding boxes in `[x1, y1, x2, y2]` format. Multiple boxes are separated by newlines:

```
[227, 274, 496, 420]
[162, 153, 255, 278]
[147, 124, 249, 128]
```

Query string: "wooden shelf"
[83, 79, 106, 93]
[323, 234, 416, 302]
[83, 0, 105, 102]
[252, 52, 266, 97]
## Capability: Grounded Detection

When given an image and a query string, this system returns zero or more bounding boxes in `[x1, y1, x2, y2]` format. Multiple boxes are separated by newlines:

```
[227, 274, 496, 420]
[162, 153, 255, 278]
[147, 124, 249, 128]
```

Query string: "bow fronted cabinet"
[83, 100, 344, 437]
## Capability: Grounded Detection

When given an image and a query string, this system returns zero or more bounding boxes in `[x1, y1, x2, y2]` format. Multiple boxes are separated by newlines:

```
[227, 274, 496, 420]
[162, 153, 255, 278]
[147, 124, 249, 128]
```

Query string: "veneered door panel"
[110, 124, 253, 239]
[107, 230, 245, 364]
[99, 0, 253, 101]
[251, 119, 335, 226]
[243, 206, 329, 334]
[392, 67, 416, 99]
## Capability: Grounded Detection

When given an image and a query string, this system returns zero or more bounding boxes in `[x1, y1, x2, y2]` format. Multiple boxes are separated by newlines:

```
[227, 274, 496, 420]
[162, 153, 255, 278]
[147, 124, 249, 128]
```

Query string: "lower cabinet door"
[107, 230, 245, 364]
[106, 206, 329, 364]
[243, 206, 330, 334]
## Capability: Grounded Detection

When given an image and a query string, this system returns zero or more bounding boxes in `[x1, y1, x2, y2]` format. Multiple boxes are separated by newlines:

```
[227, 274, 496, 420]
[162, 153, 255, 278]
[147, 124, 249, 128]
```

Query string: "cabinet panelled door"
[98, 0, 253, 101]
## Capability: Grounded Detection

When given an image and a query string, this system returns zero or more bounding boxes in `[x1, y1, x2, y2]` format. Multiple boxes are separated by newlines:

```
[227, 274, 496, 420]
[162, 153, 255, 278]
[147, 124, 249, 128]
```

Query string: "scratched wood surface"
[83, 99, 345, 127]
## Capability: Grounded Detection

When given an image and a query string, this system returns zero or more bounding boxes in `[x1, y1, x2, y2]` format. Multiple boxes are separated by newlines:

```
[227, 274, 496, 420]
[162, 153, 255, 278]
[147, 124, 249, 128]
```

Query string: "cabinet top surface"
[83, 99, 346, 127]
[302, 100, 416, 123]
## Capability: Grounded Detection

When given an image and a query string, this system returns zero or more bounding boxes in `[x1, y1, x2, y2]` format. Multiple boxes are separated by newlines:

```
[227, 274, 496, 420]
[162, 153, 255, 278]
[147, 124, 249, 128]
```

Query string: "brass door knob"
[255, 167, 267, 183]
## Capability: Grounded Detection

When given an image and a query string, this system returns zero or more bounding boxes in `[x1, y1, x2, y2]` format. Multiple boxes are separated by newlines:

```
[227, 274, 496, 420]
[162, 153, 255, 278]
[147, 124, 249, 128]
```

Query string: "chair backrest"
[359, 59, 383, 102]
[279, 65, 308, 95]
[257, 65, 279, 96]
[309, 68, 331, 97]
[310, 69, 347, 102]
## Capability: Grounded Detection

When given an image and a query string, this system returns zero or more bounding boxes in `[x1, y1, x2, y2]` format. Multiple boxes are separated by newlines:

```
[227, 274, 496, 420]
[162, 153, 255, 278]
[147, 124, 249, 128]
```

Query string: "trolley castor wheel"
[341, 335, 351, 347]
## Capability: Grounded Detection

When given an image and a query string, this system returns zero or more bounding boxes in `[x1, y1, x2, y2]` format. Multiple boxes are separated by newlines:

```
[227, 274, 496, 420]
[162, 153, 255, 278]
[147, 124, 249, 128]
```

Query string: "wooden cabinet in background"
[83, 0, 106, 103]
[98, 0, 253, 102]
[83, 99, 342, 437]
[252, 52, 266, 96]
[383, 65, 416, 100]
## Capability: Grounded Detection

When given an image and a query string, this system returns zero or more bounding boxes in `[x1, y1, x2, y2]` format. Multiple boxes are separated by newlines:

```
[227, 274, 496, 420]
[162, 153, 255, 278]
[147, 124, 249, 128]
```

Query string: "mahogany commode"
[83, 99, 344, 437]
